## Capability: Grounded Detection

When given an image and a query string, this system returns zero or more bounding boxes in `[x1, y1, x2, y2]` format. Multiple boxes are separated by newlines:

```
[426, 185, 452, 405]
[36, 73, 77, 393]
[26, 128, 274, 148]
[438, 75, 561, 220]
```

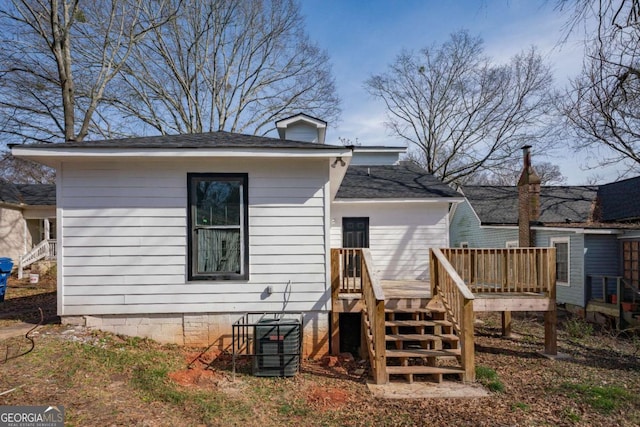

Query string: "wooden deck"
[381, 280, 431, 299]
[339, 279, 551, 312]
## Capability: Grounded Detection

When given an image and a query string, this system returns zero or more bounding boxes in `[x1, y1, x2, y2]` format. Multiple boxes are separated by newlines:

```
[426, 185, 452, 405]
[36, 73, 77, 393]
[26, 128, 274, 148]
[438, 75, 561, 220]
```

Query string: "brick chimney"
[517, 145, 541, 247]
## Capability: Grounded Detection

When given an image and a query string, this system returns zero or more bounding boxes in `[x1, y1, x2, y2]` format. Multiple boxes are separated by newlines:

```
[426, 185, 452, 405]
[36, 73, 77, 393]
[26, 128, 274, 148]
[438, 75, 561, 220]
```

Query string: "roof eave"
[334, 197, 464, 204]
[11, 146, 353, 167]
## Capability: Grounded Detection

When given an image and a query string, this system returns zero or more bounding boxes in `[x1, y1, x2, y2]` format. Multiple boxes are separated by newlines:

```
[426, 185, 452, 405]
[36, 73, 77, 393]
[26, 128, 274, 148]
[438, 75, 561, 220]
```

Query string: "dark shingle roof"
[15, 184, 56, 205]
[461, 185, 599, 225]
[12, 131, 343, 150]
[597, 176, 640, 222]
[337, 165, 461, 199]
[0, 179, 55, 206]
[0, 179, 23, 205]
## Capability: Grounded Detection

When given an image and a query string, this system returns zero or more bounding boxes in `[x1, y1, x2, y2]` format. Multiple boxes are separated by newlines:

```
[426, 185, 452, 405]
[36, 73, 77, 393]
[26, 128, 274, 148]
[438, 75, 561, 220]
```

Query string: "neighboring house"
[11, 114, 462, 357]
[450, 150, 640, 315]
[0, 179, 56, 266]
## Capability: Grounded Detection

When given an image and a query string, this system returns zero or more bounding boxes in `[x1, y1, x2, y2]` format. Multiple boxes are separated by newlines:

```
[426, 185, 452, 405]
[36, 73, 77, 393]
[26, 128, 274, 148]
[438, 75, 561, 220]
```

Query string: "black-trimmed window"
[188, 173, 249, 280]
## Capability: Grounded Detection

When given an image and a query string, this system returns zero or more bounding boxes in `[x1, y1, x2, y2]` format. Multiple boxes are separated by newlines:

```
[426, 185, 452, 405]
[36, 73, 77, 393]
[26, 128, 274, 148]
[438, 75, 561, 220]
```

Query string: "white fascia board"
[480, 224, 623, 235]
[333, 197, 464, 204]
[352, 146, 407, 153]
[12, 146, 352, 167]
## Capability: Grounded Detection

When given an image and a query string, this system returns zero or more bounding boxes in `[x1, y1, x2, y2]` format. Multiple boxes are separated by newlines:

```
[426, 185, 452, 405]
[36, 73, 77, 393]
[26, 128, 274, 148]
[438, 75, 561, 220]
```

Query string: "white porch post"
[44, 218, 51, 241]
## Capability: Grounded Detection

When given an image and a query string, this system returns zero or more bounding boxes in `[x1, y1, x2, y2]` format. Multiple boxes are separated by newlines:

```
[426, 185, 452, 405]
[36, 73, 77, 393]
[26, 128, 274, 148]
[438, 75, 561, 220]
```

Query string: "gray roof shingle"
[597, 176, 640, 222]
[0, 179, 55, 206]
[461, 185, 599, 225]
[0, 179, 22, 205]
[337, 164, 461, 199]
[11, 131, 343, 150]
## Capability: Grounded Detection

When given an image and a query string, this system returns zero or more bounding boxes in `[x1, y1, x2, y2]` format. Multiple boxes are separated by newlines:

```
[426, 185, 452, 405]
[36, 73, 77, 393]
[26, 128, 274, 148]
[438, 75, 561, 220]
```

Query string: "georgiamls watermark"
[0, 406, 64, 427]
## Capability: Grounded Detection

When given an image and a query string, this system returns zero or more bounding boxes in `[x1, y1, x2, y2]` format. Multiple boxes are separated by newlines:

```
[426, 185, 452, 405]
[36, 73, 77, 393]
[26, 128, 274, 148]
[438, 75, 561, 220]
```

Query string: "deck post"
[501, 311, 512, 337]
[330, 249, 341, 355]
[501, 250, 511, 337]
[373, 299, 387, 384]
[461, 296, 475, 382]
[429, 249, 438, 297]
[544, 307, 557, 355]
[544, 248, 557, 355]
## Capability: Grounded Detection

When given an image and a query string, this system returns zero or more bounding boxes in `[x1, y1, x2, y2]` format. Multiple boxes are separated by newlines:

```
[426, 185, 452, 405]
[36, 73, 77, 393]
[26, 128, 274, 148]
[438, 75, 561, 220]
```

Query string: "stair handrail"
[430, 248, 475, 382]
[360, 248, 387, 384]
[18, 239, 50, 279]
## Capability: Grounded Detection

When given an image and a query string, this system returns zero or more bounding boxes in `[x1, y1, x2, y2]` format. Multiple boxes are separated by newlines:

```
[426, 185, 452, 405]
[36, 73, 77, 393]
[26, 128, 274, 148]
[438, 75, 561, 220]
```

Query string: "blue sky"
[299, 0, 618, 184]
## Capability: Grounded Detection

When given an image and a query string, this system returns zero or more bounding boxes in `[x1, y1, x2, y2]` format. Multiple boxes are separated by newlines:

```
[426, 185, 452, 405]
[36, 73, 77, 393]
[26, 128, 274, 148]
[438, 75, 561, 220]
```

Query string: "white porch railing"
[48, 239, 57, 259]
[18, 239, 55, 279]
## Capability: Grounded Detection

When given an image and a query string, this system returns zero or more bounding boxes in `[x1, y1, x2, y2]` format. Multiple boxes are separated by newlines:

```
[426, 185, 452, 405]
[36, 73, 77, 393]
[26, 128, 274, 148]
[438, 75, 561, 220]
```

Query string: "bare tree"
[0, 152, 55, 184]
[0, 0, 176, 144]
[365, 30, 555, 185]
[108, 0, 340, 136]
[558, 0, 640, 173]
[464, 159, 567, 185]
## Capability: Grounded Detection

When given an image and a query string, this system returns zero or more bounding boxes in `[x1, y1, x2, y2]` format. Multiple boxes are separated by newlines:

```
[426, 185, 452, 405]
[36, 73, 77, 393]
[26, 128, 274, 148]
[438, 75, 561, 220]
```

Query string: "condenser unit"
[253, 318, 301, 377]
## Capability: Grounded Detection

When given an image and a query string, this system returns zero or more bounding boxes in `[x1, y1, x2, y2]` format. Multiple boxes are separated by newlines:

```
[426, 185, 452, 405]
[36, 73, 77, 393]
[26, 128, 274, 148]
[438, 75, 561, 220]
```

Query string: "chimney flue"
[518, 145, 541, 247]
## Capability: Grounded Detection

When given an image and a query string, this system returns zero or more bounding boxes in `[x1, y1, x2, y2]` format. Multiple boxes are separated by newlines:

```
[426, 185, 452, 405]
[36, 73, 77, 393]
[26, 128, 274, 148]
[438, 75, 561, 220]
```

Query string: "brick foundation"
[62, 312, 330, 358]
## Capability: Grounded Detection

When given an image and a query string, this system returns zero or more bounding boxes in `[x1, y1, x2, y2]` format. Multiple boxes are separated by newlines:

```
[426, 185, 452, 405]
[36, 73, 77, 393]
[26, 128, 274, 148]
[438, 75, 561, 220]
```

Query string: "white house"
[12, 114, 462, 357]
[0, 180, 56, 268]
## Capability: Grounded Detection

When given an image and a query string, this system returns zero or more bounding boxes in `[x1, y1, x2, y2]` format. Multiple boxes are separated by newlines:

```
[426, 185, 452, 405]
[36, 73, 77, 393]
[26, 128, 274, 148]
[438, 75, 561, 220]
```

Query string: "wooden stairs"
[368, 297, 466, 384]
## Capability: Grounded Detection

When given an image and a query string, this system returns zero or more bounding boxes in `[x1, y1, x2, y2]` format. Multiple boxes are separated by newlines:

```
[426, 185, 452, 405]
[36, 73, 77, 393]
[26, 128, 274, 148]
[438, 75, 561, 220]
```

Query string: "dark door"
[342, 217, 369, 277]
[342, 217, 369, 248]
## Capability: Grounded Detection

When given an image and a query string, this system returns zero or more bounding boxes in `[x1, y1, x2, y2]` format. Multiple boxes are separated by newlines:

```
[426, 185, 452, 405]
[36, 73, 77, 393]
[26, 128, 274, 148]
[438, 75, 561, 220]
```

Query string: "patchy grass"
[560, 382, 633, 414]
[1, 309, 640, 426]
[475, 365, 505, 393]
[564, 318, 595, 340]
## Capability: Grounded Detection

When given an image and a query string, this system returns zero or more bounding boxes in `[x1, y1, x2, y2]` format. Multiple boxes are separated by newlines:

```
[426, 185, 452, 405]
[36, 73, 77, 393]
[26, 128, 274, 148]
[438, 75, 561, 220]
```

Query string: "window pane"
[195, 180, 241, 226]
[197, 228, 241, 274]
[555, 242, 568, 282]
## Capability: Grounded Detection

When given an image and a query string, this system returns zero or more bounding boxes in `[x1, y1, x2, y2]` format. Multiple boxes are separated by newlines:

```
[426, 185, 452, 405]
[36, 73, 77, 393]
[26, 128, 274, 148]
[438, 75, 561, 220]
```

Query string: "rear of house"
[12, 114, 466, 357]
[13, 127, 351, 357]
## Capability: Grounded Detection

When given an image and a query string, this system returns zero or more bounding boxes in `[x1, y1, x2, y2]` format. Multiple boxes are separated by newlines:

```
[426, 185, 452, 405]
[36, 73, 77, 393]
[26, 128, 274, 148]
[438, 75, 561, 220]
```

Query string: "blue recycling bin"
[0, 257, 14, 302]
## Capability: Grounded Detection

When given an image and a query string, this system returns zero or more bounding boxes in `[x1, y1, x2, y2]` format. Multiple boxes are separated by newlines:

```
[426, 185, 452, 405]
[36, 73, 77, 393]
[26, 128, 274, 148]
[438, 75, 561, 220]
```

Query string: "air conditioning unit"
[253, 318, 301, 377]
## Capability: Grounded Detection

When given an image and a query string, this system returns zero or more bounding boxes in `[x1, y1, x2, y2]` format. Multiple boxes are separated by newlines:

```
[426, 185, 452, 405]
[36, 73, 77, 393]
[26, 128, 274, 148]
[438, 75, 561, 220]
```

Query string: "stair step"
[386, 333, 459, 342]
[385, 307, 445, 314]
[385, 320, 452, 328]
[386, 348, 461, 358]
[386, 366, 465, 376]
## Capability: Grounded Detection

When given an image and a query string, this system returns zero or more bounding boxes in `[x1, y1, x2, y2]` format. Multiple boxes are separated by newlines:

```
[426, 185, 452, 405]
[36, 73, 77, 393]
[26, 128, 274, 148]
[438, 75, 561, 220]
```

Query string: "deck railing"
[587, 275, 639, 305]
[331, 248, 386, 384]
[441, 248, 556, 295]
[430, 248, 475, 382]
[333, 248, 364, 294]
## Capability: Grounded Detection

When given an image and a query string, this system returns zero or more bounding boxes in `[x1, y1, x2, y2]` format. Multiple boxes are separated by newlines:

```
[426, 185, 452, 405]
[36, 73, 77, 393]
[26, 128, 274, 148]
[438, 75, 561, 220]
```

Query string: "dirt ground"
[1, 277, 639, 426]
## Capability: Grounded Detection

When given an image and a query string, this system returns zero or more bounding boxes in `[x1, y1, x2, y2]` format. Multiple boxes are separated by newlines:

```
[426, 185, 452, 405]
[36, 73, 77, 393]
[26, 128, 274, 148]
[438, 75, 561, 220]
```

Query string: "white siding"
[283, 123, 320, 143]
[330, 202, 451, 280]
[59, 158, 330, 316]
